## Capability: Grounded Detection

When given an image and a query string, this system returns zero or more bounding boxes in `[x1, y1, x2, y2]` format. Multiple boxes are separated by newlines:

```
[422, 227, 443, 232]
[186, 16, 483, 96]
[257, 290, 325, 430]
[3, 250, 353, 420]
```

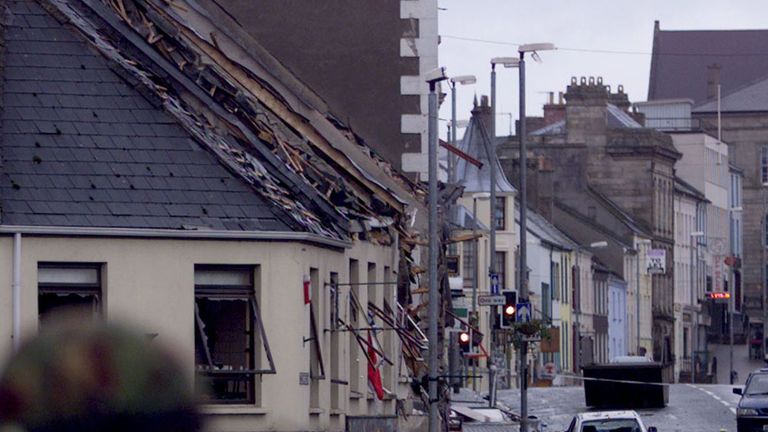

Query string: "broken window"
[309, 268, 325, 410]
[38, 263, 102, 327]
[194, 265, 275, 405]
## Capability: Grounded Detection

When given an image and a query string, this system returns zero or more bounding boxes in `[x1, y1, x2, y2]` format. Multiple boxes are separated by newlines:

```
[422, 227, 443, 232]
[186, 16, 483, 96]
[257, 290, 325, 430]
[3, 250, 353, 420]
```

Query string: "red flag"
[367, 331, 385, 400]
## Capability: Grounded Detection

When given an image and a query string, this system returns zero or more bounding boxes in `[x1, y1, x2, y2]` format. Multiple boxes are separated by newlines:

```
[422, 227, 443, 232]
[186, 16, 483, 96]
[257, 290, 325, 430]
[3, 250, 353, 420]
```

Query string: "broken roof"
[1, 0, 423, 244]
[1, 0, 297, 232]
[648, 22, 768, 106]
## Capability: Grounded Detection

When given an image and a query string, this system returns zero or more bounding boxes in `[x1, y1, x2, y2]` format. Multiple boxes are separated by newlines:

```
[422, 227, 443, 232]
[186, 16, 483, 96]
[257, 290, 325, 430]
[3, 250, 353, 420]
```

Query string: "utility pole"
[426, 69, 447, 432]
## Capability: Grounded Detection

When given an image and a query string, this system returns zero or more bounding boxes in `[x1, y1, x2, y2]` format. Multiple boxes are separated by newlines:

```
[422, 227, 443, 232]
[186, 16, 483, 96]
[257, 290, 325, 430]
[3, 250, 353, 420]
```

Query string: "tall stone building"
[212, 0, 439, 177]
[647, 21, 768, 330]
[499, 77, 681, 380]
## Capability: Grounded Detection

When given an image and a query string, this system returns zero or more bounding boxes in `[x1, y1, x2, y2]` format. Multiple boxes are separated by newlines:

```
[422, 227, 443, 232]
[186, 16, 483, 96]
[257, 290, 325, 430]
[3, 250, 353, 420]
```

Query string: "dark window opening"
[194, 265, 275, 405]
[495, 197, 506, 230]
[38, 263, 102, 327]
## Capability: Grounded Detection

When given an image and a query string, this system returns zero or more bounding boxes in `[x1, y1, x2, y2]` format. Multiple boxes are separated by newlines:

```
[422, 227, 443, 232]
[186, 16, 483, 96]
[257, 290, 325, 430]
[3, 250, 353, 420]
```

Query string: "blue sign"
[490, 273, 499, 295]
[516, 302, 532, 323]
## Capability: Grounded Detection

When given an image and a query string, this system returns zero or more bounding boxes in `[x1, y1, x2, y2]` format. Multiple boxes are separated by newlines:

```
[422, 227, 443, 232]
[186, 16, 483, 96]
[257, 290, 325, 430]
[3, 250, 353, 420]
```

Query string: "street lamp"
[449, 75, 477, 183]
[517, 42, 555, 432]
[690, 231, 705, 383]
[426, 66, 447, 432]
[487, 54, 525, 412]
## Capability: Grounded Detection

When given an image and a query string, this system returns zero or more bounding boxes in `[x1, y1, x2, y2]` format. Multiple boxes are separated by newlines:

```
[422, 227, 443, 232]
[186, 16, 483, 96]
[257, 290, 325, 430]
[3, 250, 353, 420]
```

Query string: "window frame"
[194, 265, 276, 405]
[38, 262, 103, 323]
[762, 146, 768, 185]
[495, 196, 506, 231]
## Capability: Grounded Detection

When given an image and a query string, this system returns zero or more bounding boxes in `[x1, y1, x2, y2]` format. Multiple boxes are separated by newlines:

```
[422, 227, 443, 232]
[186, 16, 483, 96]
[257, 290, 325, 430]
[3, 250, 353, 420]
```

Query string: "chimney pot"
[618, 84, 624, 94]
[571, 76, 577, 85]
[589, 76, 595, 85]
[597, 77, 603, 85]
[580, 77, 587, 85]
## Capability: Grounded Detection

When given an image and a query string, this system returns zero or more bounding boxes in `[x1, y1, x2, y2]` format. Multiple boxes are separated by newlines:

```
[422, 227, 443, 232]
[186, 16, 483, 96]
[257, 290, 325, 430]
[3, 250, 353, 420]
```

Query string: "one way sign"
[516, 302, 532, 323]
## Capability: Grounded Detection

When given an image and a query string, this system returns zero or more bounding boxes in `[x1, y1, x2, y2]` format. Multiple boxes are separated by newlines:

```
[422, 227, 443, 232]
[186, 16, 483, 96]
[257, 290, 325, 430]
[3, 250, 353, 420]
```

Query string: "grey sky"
[438, 0, 767, 138]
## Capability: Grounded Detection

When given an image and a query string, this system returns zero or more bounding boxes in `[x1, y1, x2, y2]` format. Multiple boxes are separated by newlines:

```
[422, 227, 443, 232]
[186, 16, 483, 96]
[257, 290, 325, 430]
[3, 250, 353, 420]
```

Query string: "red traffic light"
[459, 332, 470, 344]
[504, 305, 516, 316]
[708, 292, 731, 300]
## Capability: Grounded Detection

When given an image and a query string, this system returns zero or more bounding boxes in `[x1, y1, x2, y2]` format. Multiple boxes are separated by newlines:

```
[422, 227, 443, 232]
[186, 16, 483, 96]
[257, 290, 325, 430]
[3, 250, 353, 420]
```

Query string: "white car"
[564, 410, 658, 432]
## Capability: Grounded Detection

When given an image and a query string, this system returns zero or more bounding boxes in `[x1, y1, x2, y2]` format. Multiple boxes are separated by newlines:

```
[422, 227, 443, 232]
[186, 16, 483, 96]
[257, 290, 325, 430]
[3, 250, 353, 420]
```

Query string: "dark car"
[734, 369, 768, 432]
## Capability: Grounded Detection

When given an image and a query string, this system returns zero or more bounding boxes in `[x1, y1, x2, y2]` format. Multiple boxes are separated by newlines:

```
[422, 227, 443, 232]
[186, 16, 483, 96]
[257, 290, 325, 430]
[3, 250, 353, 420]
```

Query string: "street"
[497, 384, 740, 432]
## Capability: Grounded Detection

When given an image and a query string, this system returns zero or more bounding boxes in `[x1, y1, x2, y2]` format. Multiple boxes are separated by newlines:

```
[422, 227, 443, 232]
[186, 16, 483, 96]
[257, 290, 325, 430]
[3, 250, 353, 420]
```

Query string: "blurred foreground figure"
[0, 321, 201, 432]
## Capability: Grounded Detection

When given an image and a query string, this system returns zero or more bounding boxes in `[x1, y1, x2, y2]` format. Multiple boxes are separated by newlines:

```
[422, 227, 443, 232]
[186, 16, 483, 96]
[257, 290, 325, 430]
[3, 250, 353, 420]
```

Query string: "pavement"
[710, 342, 765, 385]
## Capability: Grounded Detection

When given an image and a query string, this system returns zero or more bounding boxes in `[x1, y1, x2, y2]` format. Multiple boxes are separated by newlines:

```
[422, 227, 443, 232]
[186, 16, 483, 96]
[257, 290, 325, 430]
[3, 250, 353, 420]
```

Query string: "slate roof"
[648, 23, 768, 106]
[693, 74, 768, 113]
[530, 104, 641, 136]
[0, 0, 296, 231]
[454, 104, 515, 194]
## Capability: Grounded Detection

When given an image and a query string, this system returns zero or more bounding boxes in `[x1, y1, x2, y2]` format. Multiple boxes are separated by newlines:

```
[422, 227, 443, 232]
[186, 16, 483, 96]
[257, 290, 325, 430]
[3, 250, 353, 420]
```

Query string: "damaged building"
[0, 0, 442, 431]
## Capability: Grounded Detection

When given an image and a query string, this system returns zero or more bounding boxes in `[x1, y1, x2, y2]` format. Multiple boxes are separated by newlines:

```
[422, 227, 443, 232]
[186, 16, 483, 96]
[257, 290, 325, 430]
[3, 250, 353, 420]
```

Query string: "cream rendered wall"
[456, 193, 518, 391]
[558, 252, 573, 373]
[0, 234, 401, 432]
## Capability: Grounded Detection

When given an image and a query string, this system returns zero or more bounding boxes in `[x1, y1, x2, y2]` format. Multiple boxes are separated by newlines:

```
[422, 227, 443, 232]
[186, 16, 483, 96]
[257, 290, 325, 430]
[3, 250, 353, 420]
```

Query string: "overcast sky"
[438, 0, 767, 138]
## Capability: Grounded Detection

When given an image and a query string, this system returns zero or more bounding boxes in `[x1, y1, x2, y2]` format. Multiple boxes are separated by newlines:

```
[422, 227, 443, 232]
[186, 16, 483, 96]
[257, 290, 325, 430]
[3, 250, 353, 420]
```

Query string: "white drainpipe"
[12, 232, 21, 352]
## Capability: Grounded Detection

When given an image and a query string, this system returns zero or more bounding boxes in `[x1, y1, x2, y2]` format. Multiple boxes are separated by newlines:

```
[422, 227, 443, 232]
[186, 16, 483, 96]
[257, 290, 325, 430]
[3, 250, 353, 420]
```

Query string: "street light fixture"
[517, 42, 556, 432]
[449, 75, 477, 184]
[486, 56, 522, 409]
[426, 66, 447, 432]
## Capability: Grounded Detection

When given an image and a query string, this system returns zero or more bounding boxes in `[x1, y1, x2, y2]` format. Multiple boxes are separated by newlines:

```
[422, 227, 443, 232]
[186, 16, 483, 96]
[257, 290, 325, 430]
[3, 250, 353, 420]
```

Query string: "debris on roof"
[41, 0, 423, 245]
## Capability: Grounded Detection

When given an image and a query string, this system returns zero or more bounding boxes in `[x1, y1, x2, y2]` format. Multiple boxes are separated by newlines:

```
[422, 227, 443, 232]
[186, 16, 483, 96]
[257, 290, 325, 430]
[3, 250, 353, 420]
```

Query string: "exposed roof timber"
[144, 0, 411, 211]
[47, 0, 347, 237]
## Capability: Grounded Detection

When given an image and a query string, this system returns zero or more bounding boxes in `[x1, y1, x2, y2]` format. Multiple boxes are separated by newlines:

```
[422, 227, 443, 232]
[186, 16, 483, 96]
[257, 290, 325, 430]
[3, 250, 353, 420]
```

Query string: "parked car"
[564, 410, 657, 432]
[733, 368, 768, 432]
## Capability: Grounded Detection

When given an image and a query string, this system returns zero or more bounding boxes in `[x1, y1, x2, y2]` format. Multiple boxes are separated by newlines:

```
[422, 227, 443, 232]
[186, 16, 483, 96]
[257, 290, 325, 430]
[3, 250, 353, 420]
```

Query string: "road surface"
[496, 384, 741, 432]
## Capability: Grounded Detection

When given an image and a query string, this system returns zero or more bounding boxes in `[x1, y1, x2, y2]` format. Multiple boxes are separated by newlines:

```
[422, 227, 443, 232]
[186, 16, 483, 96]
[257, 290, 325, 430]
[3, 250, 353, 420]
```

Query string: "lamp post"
[487, 57, 519, 408]
[690, 231, 705, 383]
[426, 67, 447, 432]
[449, 75, 476, 184]
[517, 42, 555, 432]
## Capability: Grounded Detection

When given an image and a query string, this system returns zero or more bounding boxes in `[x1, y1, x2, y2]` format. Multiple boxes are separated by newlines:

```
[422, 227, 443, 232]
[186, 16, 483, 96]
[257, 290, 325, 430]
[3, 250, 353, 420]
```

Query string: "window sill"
[330, 409, 344, 416]
[310, 407, 325, 415]
[200, 405, 268, 416]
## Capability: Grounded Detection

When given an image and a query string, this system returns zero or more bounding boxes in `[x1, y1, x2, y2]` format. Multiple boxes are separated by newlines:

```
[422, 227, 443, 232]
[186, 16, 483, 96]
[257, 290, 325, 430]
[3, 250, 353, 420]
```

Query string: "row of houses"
[447, 76, 745, 387]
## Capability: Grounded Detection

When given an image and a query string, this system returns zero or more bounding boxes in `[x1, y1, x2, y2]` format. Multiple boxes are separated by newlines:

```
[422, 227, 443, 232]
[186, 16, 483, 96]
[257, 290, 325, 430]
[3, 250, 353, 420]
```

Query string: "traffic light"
[500, 291, 517, 328]
[459, 331, 471, 354]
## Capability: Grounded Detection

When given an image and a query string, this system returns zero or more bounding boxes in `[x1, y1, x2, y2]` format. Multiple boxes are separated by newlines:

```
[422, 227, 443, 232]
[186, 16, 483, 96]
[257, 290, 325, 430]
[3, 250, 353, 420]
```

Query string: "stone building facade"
[499, 77, 680, 380]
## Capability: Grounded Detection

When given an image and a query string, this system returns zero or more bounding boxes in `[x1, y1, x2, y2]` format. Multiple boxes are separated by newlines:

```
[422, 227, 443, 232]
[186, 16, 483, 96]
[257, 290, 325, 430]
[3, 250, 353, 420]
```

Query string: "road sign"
[478, 294, 505, 306]
[516, 302, 532, 323]
[490, 273, 500, 294]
